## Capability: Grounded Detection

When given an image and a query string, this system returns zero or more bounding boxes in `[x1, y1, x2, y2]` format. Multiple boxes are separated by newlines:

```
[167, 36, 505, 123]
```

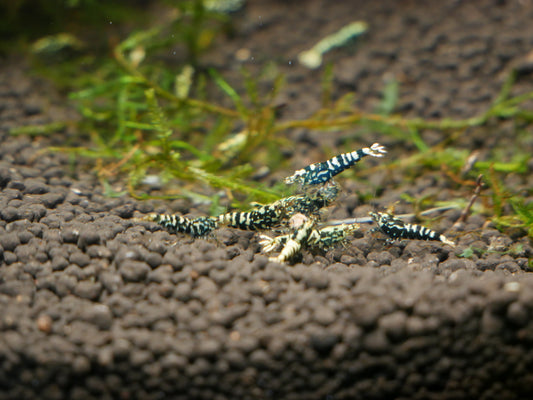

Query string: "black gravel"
[1, 0, 533, 399]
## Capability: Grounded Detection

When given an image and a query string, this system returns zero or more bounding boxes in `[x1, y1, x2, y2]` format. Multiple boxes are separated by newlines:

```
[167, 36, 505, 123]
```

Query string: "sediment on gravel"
[1, 0, 533, 399]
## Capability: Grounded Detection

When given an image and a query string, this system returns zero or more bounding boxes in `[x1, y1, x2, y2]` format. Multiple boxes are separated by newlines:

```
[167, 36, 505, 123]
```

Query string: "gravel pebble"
[113, 203, 135, 218]
[0, 166, 11, 188]
[506, 301, 529, 326]
[367, 250, 395, 265]
[120, 260, 151, 282]
[496, 261, 520, 273]
[302, 269, 330, 290]
[74, 281, 103, 301]
[143, 251, 163, 268]
[69, 252, 91, 268]
[77, 229, 101, 249]
[80, 304, 113, 330]
[7, 180, 25, 191]
[14, 243, 38, 263]
[61, 227, 80, 243]
[309, 331, 339, 355]
[3, 251, 17, 264]
[41, 192, 66, 208]
[439, 258, 473, 272]
[51, 255, 69, 271]
[100, 272, 123, 294]
[0, 206, 19, 221]
[86, 245, 113, 259]
[362, 329, 390, 354]
[196, 339, 221, 357]
[379, 311, 408, 341]
[23, 178, 49, 194]
[313, 306, 336, 326]
[249, 348, 273, 368]
[16, 229, 33, 244]
[0, 232, 20, 251]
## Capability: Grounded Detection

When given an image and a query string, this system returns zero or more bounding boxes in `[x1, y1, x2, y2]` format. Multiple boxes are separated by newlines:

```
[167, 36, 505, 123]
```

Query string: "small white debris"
[504, 281, 521, 293]
[298, 21, 368, 69]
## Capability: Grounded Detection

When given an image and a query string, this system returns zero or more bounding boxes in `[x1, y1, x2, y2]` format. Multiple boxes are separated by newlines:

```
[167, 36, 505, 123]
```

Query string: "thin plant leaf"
[69, 76, 144, 100]
[376, 77, 399, 115]
[209, 68, 247, 115]
[10, 122, 67, 136]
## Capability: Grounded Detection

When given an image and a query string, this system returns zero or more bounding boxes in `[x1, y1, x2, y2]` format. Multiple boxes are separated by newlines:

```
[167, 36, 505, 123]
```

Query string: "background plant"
[7, 0, 533, 240]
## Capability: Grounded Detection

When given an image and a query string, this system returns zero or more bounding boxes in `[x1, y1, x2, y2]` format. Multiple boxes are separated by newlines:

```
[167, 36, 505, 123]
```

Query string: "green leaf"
[209, 68, 247, 115]
[409, 127, 429, 152]
[376, 78, 398, 116]
[459, 247, 474, 258]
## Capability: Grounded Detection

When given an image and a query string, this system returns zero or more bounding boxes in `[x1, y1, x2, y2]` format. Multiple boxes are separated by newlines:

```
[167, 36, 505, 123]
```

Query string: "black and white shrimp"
[145, 214, 218, 237]
[285, 143, 387, 186]
[261, 213, 318, 263]
[145, 184, 339, 239]
[370, 211, 455, 246]
[216, 203, 285, 231]
[259, 221, 360, 261]
[277, 182, 339, 217]
[310, 223, 360, 249]
[147, 203, 285, 237]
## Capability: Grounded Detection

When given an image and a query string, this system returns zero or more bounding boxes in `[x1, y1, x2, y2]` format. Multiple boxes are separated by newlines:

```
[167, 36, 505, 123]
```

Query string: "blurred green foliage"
[0, 0, 150, 52]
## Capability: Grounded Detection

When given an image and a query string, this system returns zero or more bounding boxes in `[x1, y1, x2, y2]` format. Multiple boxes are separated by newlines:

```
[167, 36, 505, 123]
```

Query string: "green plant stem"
[275, 111, 489, 133]
[188, 166, 280, 202]
[10, 121, 68, 136]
